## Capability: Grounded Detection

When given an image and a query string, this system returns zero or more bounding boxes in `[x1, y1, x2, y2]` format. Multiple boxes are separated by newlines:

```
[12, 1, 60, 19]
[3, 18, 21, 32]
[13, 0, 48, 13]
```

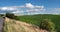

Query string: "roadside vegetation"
[6, 13, 15, 19]
[40, 19, 55, 32]
[5, 13, 60, 32]
[0, 14, 4, 17]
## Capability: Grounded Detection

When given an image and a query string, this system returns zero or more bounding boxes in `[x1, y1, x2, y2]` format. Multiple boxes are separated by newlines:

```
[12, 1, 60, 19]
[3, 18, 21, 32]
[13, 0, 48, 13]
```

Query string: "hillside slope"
[4, 17, 48, 32]
[15, 14, 60, 31]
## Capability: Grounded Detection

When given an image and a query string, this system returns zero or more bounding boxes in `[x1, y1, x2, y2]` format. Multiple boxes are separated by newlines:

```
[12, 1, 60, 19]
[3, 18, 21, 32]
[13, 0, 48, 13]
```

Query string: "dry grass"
[4, 17, 48, 32]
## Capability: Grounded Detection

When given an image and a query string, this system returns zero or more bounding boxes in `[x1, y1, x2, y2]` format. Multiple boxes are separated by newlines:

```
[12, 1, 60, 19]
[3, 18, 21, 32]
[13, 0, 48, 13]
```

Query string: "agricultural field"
[15, 14, 60, 32]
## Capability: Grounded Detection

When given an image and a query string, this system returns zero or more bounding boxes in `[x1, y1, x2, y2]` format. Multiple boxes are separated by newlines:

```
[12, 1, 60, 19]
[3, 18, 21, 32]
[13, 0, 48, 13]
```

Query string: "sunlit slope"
[4, 17, 48, 32]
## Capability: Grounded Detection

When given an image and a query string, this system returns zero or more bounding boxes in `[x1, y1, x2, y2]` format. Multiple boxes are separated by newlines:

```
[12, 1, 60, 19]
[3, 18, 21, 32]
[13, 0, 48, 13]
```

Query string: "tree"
[39, 19, 55, 32]
[6, 13, 15, 19]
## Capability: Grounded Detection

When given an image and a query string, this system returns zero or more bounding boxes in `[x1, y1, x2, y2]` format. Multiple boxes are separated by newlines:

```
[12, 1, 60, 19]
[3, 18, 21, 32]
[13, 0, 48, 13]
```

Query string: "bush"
[6, 13, 15, 19]
[39, 19, 55, 32]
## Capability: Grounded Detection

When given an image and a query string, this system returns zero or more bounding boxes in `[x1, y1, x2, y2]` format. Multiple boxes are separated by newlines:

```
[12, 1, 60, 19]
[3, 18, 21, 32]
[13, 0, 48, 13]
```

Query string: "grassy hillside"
[4, 17, 48, 32]
[15, 14, 60, 32]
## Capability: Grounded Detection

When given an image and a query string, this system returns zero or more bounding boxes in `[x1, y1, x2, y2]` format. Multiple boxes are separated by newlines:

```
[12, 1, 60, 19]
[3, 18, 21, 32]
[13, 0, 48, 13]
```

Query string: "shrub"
[6, 13, 15, 19]
[39, 19, 55, 32]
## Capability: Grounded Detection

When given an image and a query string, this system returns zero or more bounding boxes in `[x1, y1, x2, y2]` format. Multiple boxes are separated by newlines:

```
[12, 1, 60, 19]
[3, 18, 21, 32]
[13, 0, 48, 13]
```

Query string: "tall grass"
[4, 20, 25, 32]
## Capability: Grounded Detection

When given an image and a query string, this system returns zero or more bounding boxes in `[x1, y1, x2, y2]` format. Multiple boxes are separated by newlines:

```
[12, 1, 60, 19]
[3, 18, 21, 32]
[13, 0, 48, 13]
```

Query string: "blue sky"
[0, 0, 60, 8]
[0, 0, 60, 14]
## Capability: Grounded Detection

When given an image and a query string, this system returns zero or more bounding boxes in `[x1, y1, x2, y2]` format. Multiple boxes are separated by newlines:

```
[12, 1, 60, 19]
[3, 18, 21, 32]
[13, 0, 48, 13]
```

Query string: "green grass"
[15, 14, 60, 31]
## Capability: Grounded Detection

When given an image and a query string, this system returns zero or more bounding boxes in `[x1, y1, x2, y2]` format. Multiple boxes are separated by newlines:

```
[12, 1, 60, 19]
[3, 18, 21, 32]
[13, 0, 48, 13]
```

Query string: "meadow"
[15, 14, 60, 32]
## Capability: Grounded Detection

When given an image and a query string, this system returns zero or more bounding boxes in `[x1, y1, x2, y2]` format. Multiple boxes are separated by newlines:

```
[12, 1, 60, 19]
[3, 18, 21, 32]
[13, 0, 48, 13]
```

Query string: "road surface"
[0, 17, 4, 32]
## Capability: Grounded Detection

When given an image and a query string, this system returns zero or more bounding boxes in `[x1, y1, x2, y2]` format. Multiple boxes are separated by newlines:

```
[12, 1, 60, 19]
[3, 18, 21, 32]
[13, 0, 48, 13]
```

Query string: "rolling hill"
[15, 14, 60, 32]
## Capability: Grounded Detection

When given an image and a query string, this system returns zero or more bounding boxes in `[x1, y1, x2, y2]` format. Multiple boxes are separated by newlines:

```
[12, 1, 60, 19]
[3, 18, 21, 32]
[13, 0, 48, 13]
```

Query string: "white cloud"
[12, 10, 24, 14]
[0, 3, 45, 15]
[52, 8, 60, 14]
[44, 8, 60, 14]
[1, 7, 7, 10]
[25, 3, 34, 8]
[0, 3, 60, 15]
[24, 3, 45, 15]
[0, 7, 17, 11]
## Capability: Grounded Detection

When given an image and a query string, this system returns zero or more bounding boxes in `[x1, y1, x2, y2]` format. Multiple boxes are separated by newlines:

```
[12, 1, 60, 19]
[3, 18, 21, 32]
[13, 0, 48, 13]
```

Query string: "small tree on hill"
[40, 19, 55, 32]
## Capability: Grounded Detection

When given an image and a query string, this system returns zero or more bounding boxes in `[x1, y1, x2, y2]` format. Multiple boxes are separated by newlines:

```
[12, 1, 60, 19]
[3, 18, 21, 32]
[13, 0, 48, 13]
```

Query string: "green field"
[15, 14, 60, 32]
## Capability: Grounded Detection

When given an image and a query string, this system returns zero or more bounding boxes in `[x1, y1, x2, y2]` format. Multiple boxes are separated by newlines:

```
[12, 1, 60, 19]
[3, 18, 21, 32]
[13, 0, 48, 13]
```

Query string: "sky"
[0, 0, 60, 15]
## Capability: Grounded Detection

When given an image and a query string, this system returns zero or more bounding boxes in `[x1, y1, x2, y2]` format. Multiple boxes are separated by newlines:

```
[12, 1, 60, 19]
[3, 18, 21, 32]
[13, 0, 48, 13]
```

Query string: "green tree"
[40, 19, 55, 32]
[6, 13, 15, 19]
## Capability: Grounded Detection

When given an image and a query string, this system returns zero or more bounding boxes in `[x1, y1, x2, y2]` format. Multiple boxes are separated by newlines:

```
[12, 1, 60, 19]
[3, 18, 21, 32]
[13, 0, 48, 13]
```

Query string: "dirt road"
[0, 17, 4, 32]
